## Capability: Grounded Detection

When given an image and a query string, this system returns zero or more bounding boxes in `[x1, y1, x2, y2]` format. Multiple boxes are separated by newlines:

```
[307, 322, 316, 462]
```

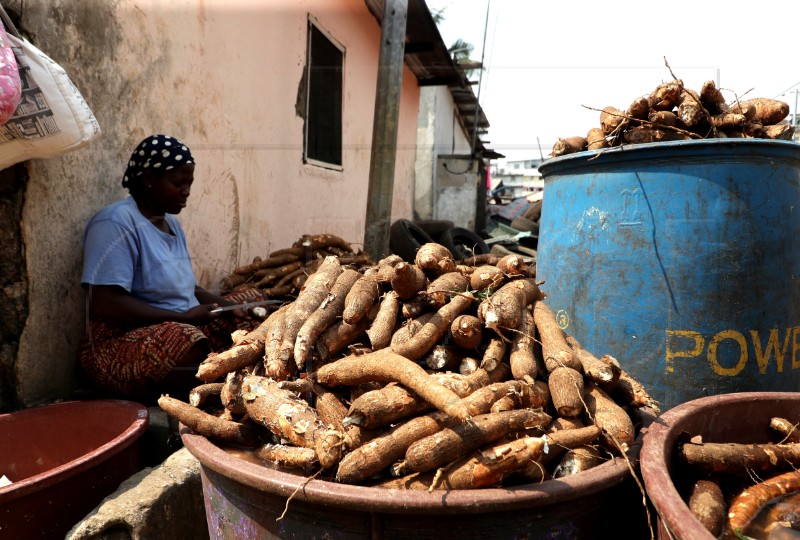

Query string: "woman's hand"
[194, 285, 257, 320]
[181, 303, 223, 325]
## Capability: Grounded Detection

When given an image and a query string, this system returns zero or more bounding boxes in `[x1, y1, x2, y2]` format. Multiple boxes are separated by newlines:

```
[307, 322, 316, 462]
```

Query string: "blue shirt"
[81, 197, 199, 312]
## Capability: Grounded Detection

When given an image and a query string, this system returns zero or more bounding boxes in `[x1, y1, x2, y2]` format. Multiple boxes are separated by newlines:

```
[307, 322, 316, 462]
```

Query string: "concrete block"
[65, 447, 209, 540]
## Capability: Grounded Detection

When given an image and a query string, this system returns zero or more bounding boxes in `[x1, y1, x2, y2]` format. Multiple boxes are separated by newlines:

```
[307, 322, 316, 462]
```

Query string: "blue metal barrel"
[537, 139, 800, 412]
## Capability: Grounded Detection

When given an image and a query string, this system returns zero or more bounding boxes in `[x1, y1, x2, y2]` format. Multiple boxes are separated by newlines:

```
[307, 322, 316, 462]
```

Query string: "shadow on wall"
[0, 163, 28, 412]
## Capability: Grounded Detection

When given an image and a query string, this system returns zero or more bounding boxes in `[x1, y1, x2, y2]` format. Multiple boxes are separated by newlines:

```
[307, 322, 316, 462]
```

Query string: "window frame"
[304, 17, 345, 171]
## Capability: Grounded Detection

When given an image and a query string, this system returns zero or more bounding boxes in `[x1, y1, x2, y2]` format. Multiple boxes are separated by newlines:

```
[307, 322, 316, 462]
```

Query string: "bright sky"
[426, 0, 800, 163]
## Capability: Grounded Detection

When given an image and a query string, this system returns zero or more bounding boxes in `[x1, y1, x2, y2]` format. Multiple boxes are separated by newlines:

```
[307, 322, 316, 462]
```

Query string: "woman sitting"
[79, 134, 264, 403]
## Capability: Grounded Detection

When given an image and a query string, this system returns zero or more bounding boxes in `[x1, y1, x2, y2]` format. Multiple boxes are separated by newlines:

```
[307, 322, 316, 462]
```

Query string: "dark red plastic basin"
[0, 399, 149, 539]
[640, 392, 800, 539]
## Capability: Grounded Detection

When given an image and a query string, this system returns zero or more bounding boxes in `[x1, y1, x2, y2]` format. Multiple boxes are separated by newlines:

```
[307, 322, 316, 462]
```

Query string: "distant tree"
[448, 38, 473, 63]
[449, 38, 482, 80]
[430, 7, 482, 80]
[431, 7, 446, 24]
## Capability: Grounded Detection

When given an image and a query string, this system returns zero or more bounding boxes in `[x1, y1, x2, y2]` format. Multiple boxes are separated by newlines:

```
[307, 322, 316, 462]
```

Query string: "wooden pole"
[363, 0, 408, 261]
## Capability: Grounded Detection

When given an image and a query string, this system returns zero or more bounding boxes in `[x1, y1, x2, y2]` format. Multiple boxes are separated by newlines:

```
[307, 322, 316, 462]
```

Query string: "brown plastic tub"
[640, 391, 800, 539]
[0, 399, 149, 539]
[182, 414, 655, 540]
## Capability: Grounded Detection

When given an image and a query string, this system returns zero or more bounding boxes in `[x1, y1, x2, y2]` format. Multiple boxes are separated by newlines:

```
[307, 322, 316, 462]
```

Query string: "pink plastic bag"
[0, 22, 20, 126]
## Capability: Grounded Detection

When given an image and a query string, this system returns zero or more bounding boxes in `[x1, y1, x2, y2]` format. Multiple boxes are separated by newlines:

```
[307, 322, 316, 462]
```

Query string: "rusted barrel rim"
[640, 391, 800, 540]
[540, 138, 800, 177]
[181, 423, 646, 515]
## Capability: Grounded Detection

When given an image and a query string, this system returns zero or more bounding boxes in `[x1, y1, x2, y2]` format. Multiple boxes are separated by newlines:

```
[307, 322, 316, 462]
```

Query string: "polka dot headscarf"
[121, 134, 195, 189]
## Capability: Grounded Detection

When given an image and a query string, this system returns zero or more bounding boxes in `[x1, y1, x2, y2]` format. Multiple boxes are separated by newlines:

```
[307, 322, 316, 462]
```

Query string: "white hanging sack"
[0, 6, 100, 170]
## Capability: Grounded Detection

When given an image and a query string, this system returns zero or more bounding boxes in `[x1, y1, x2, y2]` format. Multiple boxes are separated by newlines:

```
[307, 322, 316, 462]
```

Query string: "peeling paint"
[575, 206, 610, 232]
[295, 62, 308, 118]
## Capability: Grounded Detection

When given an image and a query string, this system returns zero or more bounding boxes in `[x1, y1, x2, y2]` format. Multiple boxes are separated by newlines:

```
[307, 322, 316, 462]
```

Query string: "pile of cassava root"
[551, 77, 795, 158]
[220, 233, 373, 299]
[160, 242, 660, 491]
[677, 417, 800, 539]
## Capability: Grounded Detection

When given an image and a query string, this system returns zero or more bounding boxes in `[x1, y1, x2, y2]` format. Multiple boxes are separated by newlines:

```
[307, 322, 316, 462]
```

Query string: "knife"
[210, 299, 284, 313]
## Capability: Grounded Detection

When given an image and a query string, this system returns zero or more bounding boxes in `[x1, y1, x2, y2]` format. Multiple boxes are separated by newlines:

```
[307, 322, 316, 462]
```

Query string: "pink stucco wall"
[172, 0, 421, 286]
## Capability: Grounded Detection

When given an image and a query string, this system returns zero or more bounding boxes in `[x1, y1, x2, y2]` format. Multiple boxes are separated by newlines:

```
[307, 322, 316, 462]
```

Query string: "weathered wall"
[8, 0, 420, 407]
[414, 88, 436, 219]
[0, 162, 27, 411]
[414, 85, 474, 220]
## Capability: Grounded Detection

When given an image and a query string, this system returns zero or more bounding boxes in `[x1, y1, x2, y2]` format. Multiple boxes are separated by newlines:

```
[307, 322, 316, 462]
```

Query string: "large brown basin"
[182, 411, 655, 539]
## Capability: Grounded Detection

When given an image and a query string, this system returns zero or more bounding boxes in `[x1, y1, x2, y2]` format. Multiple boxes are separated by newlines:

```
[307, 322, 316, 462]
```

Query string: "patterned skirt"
[79, 288, 265, 400]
